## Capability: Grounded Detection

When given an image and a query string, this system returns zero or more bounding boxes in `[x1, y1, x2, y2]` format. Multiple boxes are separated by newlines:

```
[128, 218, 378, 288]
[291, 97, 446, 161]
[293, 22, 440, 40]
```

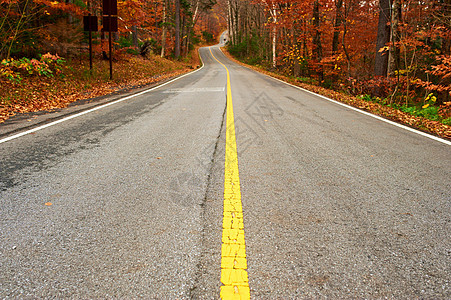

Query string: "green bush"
[202, 31, 214, 44]
[398, 105, 440, 121]
[415, 106, 440, 121]
[1, 53, 65, 83]
[227, 42, 247, 58]
[118, 36, 134, 48]
[246, 57, 262, 66]
[296, 77, 315, 84]
[321, 78, 333, 89]
[192, 35, 201, 45]
[362, 94, 373, 102]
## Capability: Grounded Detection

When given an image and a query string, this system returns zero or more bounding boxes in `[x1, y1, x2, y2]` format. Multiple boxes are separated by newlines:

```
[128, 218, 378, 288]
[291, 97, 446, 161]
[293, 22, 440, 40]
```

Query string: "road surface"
[1, 46, 450, 298]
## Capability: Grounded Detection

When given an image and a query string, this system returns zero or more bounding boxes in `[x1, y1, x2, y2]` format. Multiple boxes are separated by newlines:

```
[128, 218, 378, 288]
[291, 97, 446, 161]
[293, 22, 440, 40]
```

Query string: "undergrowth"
[356, 93, 450, 125]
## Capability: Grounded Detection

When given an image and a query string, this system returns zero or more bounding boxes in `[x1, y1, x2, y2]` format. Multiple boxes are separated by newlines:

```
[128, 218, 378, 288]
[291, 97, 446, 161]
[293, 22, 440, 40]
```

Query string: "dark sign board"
[103, 16, 118, 32]
[103, 0, 117, 15]
[83, 15, 98, 32]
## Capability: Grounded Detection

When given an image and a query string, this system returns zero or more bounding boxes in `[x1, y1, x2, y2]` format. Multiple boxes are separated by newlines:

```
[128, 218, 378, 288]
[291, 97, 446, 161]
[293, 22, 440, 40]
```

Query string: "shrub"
[140, 39, 157, 57]
[0, 53, 65, 83]
[202, 31, 215, 44]
[227, 42, 247, 58]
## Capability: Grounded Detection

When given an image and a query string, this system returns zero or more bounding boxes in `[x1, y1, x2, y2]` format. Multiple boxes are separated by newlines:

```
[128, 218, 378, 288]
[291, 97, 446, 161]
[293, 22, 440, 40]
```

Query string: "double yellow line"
[209, 47, 250, 300]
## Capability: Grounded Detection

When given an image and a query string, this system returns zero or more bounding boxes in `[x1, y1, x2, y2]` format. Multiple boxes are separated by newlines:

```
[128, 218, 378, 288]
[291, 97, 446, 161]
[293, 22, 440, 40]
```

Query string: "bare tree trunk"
[181, 15, 187, 56]
[272, 26, 276, 68]
[175, 0, 181, 58]
[161, 0, 167, 57]
[267, 3, 278, 69]
[237, 1, 241, 42]
[342, 1, 351, 79]
[66, 0, 73, 23]
[388, 0, 401, 76]
[303, 19, 308, 59]
[374, 0, 391, 76]
[132, 25, 138, 49]
[293, 26, 301, 77]
[313, 0, 323, 81]
[332, 0, 343, 54]
[227, 0, 233, 44]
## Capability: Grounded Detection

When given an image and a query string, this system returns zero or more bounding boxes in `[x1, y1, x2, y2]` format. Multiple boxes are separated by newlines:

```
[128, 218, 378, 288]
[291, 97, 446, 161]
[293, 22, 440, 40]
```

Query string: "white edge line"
[0, 57, 205, 145]
[217, 48, 451, 147]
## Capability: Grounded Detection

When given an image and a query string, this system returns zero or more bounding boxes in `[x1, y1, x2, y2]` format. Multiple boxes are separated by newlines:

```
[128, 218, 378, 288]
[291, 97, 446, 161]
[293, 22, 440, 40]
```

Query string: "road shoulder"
[0, 68, 200, 140]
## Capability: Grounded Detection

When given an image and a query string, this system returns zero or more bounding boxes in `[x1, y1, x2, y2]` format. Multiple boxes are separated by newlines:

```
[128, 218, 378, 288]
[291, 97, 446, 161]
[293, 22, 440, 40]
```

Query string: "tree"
[161, 0, 168, 57]
[175, 0, 181, 58]
[374, 0, 391, 77]
[312, 0, 323, 81]
[260, 0, 280, 68]
[332, 0, 343, 55]
[387, 0, 401, 76]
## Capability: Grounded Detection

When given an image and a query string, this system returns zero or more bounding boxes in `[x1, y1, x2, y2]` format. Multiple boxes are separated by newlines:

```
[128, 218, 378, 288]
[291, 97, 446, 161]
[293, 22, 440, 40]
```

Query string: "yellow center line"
[209, 47, 250, 300]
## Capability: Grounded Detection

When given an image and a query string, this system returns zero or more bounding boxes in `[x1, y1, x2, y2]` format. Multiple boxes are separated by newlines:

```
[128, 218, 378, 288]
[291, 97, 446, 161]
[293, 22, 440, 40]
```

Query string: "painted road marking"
[162, 87, 225, 93]
[209, 47, 250, 300]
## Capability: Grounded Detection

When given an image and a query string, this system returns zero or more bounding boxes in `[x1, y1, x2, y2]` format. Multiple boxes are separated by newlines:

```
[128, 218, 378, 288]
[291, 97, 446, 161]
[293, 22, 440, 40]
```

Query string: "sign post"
[90, 21, 93, 70]
[83, 14, 98, 71]
[108, 15, 112, 80]
[103, 0, 118, 80]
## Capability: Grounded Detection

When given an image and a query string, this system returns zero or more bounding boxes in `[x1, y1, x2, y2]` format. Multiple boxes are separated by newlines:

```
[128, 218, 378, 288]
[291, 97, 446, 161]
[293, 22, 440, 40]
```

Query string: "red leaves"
[414, 55, 451, 96]
[34, 0, 87, 16]
[428, 55, 451, 79]
[223, 48, 451, 140]
[0, 53, 199, 124]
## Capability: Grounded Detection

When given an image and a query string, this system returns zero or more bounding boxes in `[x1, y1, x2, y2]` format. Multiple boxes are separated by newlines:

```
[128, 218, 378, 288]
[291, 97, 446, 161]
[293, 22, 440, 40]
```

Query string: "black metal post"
[109, 14, 113, 80]
[108, 15, 113, 80]
[89, 14, 93, 71]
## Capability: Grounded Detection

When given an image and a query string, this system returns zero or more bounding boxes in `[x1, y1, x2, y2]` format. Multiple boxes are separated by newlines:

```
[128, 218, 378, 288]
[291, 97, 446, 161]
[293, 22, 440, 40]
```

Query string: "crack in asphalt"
[189, 86, 228, 299]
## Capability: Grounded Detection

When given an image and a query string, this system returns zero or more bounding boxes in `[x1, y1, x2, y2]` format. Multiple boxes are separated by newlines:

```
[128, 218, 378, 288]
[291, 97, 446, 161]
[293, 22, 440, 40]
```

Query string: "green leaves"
[0, 53, 66, 83]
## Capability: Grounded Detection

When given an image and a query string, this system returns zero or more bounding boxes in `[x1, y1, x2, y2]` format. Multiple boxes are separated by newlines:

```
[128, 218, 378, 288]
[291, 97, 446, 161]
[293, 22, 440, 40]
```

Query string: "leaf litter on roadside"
[0, 53, 200, 124]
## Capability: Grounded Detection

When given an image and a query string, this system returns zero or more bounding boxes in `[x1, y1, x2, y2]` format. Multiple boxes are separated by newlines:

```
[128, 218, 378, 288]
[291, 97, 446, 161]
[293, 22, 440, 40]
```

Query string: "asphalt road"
[1, 46, 450, 299]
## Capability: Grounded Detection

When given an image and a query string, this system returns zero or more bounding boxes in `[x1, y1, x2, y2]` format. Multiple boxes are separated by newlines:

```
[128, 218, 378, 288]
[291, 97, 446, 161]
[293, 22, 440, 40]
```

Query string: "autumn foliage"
[0, 52, 200, 123]
[0, 0, 221, 122]
[1, 0, 450, 136]
[0, 0, 221, 60]
[224, 0, 451, 128]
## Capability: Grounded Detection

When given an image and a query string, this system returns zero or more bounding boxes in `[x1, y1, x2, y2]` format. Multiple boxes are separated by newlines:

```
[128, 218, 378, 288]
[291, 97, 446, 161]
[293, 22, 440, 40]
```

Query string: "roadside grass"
[354, 93, 451, 125]
[0, 52, 199, 123]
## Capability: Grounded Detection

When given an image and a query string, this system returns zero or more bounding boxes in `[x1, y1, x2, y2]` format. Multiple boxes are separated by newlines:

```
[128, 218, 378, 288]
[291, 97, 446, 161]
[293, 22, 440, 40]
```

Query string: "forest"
[224, 0, 450, 126]
[1, 0, 450, 129]
[0, 0, 220, 60]
[0, 0, 222, 121]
